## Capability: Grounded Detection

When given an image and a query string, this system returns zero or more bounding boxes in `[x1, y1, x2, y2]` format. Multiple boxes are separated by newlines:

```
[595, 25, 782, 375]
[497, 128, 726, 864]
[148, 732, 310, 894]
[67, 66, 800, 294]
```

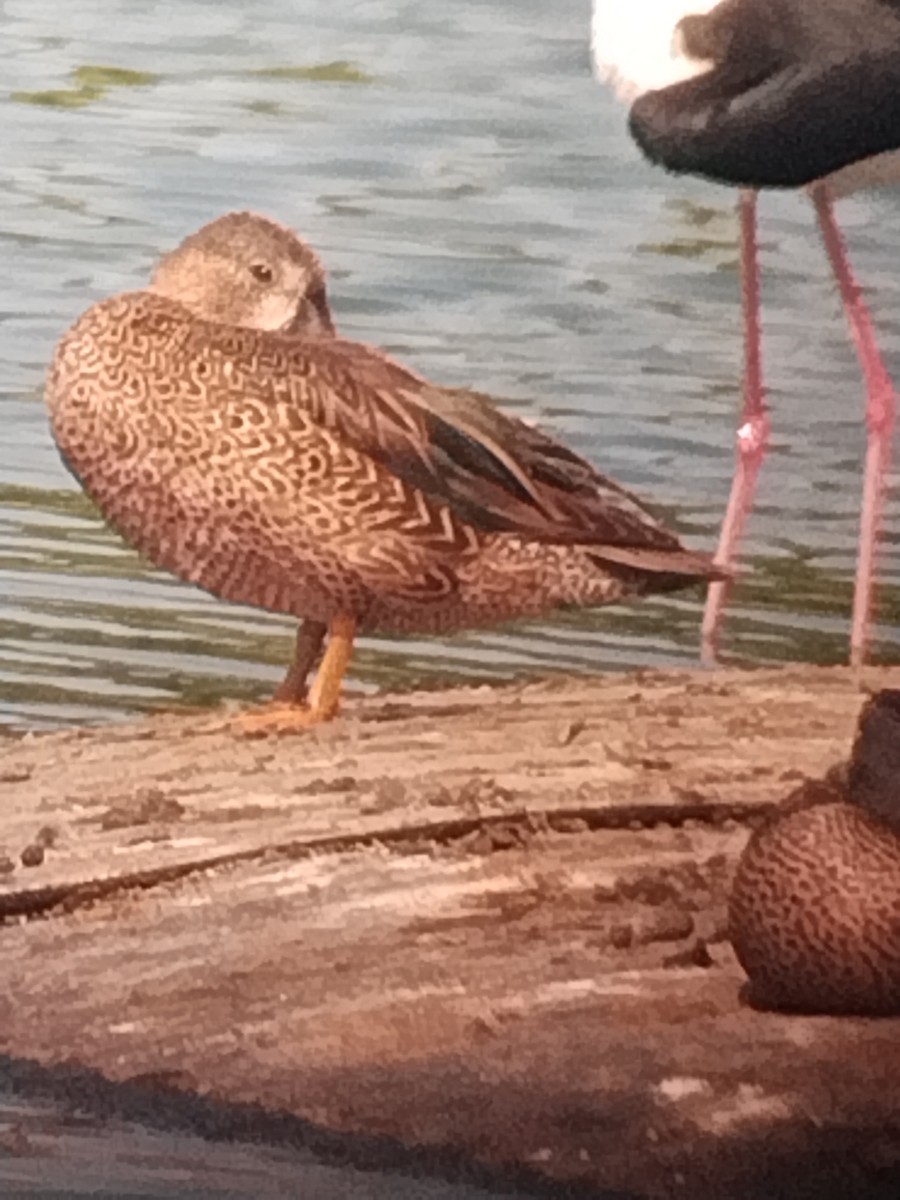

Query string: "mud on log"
[0, 664, 899, 1199]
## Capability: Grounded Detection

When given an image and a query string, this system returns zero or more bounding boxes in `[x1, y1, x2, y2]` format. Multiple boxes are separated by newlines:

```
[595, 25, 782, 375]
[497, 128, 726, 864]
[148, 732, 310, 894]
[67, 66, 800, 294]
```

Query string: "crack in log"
[0, 799, 769, 926]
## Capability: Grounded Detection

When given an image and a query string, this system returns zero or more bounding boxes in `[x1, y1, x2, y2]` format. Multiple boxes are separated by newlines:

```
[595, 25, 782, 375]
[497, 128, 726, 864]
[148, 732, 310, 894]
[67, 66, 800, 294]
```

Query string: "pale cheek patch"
[248, 293, 299, 332]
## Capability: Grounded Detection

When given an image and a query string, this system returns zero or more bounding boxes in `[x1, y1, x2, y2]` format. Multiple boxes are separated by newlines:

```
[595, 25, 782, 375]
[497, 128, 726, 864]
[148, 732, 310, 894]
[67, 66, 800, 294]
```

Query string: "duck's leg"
[306, 614, 356, 720]
[701, 188, 771, 665]
[272, 620, 327, 705]
[235, 615, 356, 734]
[812, 183, 896, 668]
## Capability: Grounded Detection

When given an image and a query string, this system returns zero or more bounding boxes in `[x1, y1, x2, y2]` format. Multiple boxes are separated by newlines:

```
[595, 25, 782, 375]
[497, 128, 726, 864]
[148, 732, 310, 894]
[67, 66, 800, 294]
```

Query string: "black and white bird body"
[593, 0, 900, 664]
[627, 0, 900, 190]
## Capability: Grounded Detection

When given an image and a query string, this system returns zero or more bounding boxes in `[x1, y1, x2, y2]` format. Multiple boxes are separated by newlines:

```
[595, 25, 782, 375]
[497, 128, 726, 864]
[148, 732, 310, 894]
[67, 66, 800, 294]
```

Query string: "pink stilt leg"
[701, 188, 772, 664]
[812, 184, 896, 667]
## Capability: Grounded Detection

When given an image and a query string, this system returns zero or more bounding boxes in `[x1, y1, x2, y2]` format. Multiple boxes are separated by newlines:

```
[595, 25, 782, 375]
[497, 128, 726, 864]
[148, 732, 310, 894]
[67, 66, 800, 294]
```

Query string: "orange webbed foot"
[232, 703, 337, 737]
[208, 614, 355, 738]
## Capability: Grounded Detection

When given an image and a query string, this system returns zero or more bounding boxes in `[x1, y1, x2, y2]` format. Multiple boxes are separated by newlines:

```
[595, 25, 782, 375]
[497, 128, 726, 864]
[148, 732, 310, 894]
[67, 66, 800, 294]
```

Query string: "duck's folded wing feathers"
[281, 335, 686, 552]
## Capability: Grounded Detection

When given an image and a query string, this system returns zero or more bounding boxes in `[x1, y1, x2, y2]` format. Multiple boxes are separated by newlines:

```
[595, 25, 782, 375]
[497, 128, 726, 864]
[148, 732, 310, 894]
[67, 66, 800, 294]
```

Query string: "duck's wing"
[278, 334, 686, 552]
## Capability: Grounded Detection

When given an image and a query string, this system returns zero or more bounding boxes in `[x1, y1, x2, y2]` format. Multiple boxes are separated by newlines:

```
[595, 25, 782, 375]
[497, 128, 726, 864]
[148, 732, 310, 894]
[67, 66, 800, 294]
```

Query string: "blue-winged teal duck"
[47, 212, 723, 730]
[731, 689, 900, 1015]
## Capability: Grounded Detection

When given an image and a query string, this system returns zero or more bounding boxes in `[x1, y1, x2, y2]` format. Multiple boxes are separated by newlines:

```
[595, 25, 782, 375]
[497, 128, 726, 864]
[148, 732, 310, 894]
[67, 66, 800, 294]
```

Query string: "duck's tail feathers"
[588, 545, 730, 584]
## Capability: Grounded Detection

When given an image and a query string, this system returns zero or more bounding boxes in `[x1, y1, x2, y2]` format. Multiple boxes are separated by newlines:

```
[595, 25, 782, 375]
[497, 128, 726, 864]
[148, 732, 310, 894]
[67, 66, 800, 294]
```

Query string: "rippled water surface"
[3, 0, 900, 729]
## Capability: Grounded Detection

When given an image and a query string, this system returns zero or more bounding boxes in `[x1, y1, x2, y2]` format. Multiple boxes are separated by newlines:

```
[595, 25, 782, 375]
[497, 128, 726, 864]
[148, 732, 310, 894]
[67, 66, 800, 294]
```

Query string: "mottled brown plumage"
[730, 690, 900, 1015]
[47, 211, 722, 721]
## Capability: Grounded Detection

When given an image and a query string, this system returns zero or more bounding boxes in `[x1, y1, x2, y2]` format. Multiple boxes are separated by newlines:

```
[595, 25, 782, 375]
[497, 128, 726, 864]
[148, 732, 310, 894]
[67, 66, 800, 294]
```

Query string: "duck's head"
[149, 210, 335, 337]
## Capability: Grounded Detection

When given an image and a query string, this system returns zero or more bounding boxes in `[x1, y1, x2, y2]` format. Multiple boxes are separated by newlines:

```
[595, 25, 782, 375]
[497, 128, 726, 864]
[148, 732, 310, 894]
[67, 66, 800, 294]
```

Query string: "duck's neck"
[847, 691, 900, 831]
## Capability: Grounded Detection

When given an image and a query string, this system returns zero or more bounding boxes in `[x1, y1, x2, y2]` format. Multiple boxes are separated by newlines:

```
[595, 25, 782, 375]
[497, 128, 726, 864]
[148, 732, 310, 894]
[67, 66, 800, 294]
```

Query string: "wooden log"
[0, 664, 898, 1198]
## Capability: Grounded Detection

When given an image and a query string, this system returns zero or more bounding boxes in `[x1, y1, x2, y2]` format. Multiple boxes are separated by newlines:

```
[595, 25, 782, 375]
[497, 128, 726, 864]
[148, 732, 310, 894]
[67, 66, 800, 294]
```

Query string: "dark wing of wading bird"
[46, 211, 722, 733]
[593, 0, 900, 666]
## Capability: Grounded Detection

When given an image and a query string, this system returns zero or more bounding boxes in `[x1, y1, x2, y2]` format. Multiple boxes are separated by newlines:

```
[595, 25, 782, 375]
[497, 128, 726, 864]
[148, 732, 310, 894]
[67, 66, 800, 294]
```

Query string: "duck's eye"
[249, 262, 273, 284]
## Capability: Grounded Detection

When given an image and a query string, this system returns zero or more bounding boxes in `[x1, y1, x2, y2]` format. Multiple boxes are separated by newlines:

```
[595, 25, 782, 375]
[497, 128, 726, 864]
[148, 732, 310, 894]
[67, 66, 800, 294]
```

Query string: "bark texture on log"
[0, 665, 897, 1198]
